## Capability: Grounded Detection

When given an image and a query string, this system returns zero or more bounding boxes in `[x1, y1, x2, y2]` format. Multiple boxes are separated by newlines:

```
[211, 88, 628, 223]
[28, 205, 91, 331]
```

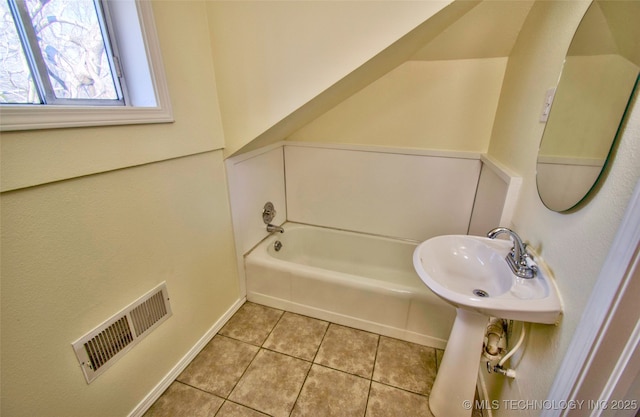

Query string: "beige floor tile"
[291, 364, 370, 417]
[146, 303, 460, 417]
[229, 349, 311, 417]
[314, 324, 379, 378]
[263, 312, 329, 361]
[177, 335, 259, 397]
[143, 382, 223, 417]
[219, 302, 283, 346]
[365, 382, 433, 417]
[216, 401, 270, 417]
[372, 336, 437, 395]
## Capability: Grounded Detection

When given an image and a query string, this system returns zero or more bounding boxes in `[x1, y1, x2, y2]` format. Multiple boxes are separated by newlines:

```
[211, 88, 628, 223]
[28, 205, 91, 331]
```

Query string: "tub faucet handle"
[263, 202, 276, 224]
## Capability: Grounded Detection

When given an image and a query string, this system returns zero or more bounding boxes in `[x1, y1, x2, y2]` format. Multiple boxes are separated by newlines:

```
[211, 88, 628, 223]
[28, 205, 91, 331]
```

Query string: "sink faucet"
[487, 227, 537, 279]
[266, 224, 284, 233]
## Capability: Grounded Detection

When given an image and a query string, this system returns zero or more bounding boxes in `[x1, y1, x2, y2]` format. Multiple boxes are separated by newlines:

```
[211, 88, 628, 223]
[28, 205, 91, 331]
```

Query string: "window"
[0, 0, 172, 131]
[2, 0, 124, 105]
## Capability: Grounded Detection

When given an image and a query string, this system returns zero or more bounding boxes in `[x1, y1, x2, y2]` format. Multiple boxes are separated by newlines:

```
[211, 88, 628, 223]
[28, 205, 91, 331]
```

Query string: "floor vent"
[72, 282, 172, 384]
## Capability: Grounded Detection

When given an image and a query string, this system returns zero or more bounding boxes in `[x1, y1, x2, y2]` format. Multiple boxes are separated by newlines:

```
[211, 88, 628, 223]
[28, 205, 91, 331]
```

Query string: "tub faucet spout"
[267, 224, 284, 233]
[487, 227, 537, 279]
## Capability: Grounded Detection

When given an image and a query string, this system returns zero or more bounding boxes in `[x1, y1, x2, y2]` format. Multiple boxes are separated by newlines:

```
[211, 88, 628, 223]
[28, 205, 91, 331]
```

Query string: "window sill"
[0, 104, 174, 131]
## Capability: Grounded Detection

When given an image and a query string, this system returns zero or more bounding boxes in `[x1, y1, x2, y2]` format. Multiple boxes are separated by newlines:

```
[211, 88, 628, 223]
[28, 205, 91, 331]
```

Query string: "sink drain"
[473, 289, 489, 297]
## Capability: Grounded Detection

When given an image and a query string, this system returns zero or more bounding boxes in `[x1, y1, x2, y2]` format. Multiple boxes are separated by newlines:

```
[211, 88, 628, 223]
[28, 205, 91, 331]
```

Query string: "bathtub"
[244, 223, 456, 349]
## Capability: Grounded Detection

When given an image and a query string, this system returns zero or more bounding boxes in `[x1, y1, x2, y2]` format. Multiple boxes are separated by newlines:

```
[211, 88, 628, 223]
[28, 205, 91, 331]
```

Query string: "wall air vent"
[72, 282, 172, 384]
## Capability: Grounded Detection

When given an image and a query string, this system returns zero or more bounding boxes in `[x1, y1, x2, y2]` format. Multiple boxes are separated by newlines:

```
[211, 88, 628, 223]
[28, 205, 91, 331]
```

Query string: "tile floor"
[143, 302, 481, 417]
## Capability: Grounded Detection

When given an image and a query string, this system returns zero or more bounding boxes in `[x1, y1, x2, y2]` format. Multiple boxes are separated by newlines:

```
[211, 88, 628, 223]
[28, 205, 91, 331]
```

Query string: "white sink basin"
[412, 233, 563, 417]
[413, 234, 562, 324]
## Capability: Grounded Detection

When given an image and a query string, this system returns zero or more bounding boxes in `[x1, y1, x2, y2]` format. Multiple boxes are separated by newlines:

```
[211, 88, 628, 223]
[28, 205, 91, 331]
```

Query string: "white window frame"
[0, 0, 173, 131]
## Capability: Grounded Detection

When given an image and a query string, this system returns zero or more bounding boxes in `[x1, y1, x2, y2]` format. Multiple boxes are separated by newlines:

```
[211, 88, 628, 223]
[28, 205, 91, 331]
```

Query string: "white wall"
[1, 152, 240, 417]
[0, 3, 242, 416]
[284, 144, 480, 241]
[221, 2, 640, 412]
[226, 143, 484, 249]
[484, 1, 640, 414]
[468, 156, 522, 236]
[226, 146, 287, 256]
[0, 1, 225, 192]
[226, 142, 520, 256]
[288, 58, 507, 153]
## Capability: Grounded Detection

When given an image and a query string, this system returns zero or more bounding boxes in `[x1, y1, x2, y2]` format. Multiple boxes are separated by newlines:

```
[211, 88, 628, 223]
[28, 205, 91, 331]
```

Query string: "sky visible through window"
[0, 0, 119, 104]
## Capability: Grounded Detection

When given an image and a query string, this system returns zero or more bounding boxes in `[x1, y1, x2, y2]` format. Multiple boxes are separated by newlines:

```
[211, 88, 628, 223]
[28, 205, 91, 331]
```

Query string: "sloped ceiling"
[571, 0, 640, 66]
[412, 0, 534, 60]
[229, 0, 535, 157]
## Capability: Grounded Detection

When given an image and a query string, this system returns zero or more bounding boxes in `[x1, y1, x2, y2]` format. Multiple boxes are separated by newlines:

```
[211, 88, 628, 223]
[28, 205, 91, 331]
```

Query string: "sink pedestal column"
[429, 308, 489, 417]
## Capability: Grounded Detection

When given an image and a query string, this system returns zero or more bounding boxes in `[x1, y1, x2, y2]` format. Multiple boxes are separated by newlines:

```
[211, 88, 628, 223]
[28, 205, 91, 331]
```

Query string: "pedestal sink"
[413, 234, 562, 417]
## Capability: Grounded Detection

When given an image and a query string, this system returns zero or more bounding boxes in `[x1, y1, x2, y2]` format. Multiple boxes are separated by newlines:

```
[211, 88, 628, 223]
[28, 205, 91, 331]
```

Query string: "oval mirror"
[536, 0, 640, 212]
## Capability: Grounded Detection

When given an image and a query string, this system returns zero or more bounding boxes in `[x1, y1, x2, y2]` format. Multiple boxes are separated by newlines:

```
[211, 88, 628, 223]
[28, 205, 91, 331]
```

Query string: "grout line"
[363, 379, 373, 417]
[309, 362, 371, 382]
[217, 399, 275, 417]
[172, 380, 223, 398]
[310, 320, 331, 365]
[363, 335, 382, 414]
[261, 308, 287, 347]
[259, 345, 315, 364]
[213, 336, 262, 405]
[370, 379, 431, 398]
[371, 334, 382, 381]
[288, 359, 313, 417]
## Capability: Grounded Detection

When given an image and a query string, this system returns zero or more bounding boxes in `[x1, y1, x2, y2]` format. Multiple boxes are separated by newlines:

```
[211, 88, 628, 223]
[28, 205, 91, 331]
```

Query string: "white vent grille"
[130, 289, 169, 336]
[72, 282, 172, 384]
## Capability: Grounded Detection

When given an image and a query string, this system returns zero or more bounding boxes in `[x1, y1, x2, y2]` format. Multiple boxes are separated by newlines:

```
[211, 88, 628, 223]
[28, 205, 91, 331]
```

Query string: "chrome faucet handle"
[487, 227, 537, 279]
[263, 202, 276, 224]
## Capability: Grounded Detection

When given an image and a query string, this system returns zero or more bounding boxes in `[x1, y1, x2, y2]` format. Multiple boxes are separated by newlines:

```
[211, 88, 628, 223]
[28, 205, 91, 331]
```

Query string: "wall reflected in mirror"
[536, 0, 640, 212]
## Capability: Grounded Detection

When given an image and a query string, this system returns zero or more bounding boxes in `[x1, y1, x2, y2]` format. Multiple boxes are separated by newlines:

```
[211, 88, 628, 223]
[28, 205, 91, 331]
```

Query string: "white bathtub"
[244, 223, 456, 348]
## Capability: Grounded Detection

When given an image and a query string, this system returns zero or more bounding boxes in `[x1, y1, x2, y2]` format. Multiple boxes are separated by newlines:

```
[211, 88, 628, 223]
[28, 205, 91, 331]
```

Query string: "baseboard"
[127, 297, 246, 417]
